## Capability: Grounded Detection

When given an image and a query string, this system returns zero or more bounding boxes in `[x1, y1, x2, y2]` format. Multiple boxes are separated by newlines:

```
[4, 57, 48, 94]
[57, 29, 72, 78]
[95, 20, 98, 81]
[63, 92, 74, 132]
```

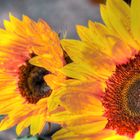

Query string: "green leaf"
[17, 136, 38, 140]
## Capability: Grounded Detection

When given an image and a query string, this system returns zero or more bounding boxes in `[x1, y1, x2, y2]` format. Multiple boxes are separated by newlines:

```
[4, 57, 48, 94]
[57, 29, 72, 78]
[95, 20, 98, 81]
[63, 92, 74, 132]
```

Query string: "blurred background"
[0, 0, 130, 139]
[0, 0, 103, 38]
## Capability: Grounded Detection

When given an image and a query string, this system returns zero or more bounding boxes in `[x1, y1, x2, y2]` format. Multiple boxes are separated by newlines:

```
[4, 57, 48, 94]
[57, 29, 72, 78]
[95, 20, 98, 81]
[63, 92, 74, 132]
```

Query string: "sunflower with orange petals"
[49, 0, 140, 139]
[0, 14, 66, 136]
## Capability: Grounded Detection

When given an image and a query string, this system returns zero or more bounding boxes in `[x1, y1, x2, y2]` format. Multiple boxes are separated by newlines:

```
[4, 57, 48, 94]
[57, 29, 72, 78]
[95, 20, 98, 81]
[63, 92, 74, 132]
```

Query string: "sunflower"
[48, 0, 140, 139]
[0, 14, 66, 135]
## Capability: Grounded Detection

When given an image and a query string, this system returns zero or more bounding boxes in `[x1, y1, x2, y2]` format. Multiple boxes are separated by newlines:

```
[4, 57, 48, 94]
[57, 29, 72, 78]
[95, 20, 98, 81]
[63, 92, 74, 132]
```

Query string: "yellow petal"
[100, 4, 112, 29]
[104, 134, 129, 140]
[61, 39, 88, 62]
[61, 39, 115, 80]
[61, 63, 90, 81]
[111, 40, 134, 64]
[0, 117, 17, 131]
[88, 21, 113, 56]
[101, 0, 138, 50]
[30, 115, 46, 135]
[59, 82, 104, 114]
[48, 109, 107, 126]
[76, 25, 93, 42]
[16, 117, 31, 136]
[29, 54, 55, 72]
[52, 119, 107, 140]
[106, 0, 131, 40]
[131, 0, 140, 41]
[93, 130, 128, 140]
[134, 131, 140, 140]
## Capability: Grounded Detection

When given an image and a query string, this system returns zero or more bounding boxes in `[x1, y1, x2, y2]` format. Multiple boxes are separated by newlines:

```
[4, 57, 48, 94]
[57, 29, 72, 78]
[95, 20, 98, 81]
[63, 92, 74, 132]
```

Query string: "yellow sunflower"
[48, 0, 140, 139]
[0, 14, 65, 135]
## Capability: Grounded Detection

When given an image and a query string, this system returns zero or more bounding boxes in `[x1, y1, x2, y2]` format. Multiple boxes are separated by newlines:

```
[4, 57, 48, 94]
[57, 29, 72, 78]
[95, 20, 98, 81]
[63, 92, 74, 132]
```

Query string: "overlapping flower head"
[49, 0, 140, 139]
[0, 14, 66, 135]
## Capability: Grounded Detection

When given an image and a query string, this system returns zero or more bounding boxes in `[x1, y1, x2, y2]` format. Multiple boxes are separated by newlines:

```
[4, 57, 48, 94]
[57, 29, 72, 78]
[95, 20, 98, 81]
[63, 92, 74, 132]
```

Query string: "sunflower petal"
[16, 117, 31, 136]
[131, 0, 140, 41]
[30, 115, 46, 135]
[135, 131, 140, 140]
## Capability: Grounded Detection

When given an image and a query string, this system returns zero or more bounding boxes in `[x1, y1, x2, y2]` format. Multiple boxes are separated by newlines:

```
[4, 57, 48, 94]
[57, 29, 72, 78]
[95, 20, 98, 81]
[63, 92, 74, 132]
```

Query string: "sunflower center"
[18, 59, 52, 104]
[103, 52, 140, 138]
[127, 79, 140, 114]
